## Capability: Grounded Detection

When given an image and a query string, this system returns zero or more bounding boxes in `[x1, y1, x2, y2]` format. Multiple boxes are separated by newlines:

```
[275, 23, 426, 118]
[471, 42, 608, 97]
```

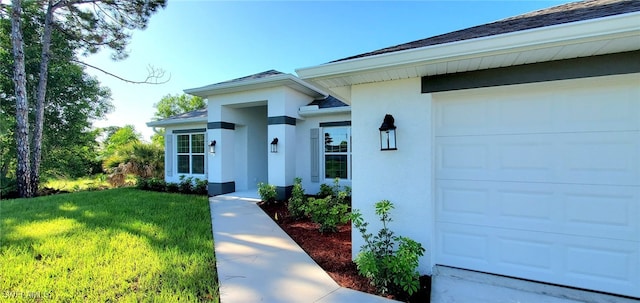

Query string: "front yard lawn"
[0, 188, 218, 302]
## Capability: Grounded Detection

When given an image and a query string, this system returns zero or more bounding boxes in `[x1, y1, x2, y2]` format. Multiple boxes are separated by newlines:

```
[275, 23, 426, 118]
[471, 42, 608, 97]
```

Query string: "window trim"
[322, 126, 352, 181]
[175, 132, 206, 176]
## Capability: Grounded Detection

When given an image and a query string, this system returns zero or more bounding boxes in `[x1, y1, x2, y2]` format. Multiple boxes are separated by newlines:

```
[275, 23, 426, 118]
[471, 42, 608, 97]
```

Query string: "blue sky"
[85, 0, 573, 140]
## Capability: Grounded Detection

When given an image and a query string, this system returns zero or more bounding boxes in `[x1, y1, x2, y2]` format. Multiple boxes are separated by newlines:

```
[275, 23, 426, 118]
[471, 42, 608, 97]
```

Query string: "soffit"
[297, 13, 640, 91]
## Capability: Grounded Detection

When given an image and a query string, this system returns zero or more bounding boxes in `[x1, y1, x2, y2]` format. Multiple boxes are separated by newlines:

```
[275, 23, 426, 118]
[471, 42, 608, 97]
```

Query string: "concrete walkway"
[209, 191, 399, 303]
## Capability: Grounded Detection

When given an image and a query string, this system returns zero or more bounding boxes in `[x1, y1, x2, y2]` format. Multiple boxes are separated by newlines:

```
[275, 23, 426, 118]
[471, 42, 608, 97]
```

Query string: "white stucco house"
[148, 0, 639, 301]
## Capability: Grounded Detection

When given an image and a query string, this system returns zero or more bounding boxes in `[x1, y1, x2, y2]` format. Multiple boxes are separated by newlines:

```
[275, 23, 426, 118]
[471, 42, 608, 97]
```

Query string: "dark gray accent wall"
[320, 121, 351, 127]
[268, 116, 296, 126]
[208, 122, 235, 130]
[422, 51, 640, 93]
[208, 182, 235, 196]
[172, 128, 206, 134]
[276, 186, 294, 201]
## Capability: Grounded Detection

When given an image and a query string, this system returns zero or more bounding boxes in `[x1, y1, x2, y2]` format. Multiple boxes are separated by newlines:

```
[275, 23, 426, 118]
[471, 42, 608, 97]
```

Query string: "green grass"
[0, 188, 218, 302]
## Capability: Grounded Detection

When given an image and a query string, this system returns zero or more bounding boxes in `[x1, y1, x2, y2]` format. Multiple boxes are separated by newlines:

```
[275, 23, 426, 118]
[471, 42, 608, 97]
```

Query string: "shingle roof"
[215, 70, 285, 85]
[332, 0, 640, 63]
[308, 95, 349, 109]
[156, 108, 207, 122]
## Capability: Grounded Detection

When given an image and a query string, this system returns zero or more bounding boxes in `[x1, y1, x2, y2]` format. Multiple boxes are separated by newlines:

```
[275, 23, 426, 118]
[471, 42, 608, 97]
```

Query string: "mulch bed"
[258, 201, 430, 303]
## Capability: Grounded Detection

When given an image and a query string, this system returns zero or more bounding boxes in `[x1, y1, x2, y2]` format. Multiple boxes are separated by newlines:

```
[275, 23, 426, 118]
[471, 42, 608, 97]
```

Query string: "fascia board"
[146, 117, 207, 128]
[184, 74, 328, 99]
[296, 12, 640, 80]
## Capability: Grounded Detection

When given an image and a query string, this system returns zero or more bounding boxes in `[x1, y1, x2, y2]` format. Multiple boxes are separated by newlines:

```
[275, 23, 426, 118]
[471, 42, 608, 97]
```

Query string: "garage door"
[433, 76, 640, 298]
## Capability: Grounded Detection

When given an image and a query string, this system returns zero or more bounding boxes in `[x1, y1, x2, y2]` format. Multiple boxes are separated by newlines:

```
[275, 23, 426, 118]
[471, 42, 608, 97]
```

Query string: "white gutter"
[298, 105, 351, 117]
[296, 12, 640, 80]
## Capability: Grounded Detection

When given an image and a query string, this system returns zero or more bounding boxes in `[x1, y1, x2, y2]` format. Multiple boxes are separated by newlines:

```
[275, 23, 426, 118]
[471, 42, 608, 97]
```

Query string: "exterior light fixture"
[209, 140, 216, 154]
[270, 138, 279, 153]
[379, 114, 397, 151]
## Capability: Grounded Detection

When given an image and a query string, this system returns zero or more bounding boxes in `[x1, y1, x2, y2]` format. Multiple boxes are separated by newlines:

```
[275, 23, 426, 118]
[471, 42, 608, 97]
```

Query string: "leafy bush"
[178, 176, 194, 194]
[102, 141, 164, 179]
[165, 182, 180, 193]
[287, 178, 306, 220]
[148, 178, 167, 192]
[318, 183, 334, 198]
[194, 178, 208, 195]
[351, 200, 425, 296]
[136, 176, 207, 195]
[257, 182, 277, 204]
[318, 178, 350, 198]
[303, 178, 351, 233]
[306, 196, 350, 233]
[136, 176, 149, 190]
[0, 176, 17, 199]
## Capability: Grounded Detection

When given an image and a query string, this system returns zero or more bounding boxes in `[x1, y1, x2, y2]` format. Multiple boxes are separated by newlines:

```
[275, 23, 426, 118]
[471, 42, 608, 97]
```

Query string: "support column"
[267, 116, 296, 200]
[207, 121, 235, 196]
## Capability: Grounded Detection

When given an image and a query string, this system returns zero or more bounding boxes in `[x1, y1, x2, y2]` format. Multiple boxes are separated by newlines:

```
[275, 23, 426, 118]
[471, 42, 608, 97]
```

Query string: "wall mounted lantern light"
[379, 114, 397, 151]
[209, 140, 216, 154]
[270, 138, 279, 153]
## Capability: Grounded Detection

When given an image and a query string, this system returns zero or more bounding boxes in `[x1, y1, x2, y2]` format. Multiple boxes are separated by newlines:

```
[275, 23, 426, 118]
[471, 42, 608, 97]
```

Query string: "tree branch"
[72, 59, 171, 84]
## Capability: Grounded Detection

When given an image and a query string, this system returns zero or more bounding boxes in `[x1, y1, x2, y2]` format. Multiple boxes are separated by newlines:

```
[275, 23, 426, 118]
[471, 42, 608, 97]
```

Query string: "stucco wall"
[295, 111, 352, 195]
[351, 77, 434, 274]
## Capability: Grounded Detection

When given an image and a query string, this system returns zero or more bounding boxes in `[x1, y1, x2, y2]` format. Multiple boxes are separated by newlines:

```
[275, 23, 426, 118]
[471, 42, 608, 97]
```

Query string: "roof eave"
[184, 74, 328, 99]
[146, 116, 208, 128]
[296, 12, 640, 84]
[298, 105, 351, 117]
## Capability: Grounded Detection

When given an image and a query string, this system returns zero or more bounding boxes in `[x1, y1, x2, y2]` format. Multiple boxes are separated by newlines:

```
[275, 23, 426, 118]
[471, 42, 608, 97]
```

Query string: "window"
[324, 127, 351, 179]
[177, 133, 205, 175]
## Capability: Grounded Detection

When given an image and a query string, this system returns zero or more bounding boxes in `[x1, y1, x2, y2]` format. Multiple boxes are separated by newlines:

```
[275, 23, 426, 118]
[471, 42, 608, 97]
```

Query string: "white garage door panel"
[434, 80, 640, 137]
[437, 222, 640, 297]
[436, 131, 640, 186]
[437, 180, 639, 241]
[434, 75, 640, 298]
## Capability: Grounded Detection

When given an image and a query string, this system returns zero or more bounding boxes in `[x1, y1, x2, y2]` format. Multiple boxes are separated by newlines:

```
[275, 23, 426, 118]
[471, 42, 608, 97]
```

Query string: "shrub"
[194, 178, 208, 195]
[1, 176, 17, 199]
[351, 200, 425, 296]
[136, 176, 208, 196]
[178, 176, 194, 194]
[257, 182, 277, 204]
[287, 178, 306, 220]
[136, 176, 149, 190]
[318, 183, 334, 198]
[317, 178, 351, 209]
[148, 178, 167, 192]
[165, 182, 180, 193]
[306, 196, 350, 233]
[303, 178, 351, 233]
[318, 178, 352, 199]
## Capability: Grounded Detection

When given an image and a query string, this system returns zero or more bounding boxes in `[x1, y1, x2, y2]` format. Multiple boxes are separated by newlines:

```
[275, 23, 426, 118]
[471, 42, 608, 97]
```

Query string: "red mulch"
[258, 201, 430, 303]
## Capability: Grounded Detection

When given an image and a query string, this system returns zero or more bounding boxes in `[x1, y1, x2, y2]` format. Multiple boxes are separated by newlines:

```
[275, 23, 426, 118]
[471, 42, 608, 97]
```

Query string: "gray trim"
[422, 51, 640, 93]
[320, 121, 351, 127]
[208, 182, 235, 196]
[310, 128, 320, 183]
[268, 116, 296, 126]
[276, 186, 294, 201]
[172, 128, 206, 134]
[208, 122, 235, 130]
